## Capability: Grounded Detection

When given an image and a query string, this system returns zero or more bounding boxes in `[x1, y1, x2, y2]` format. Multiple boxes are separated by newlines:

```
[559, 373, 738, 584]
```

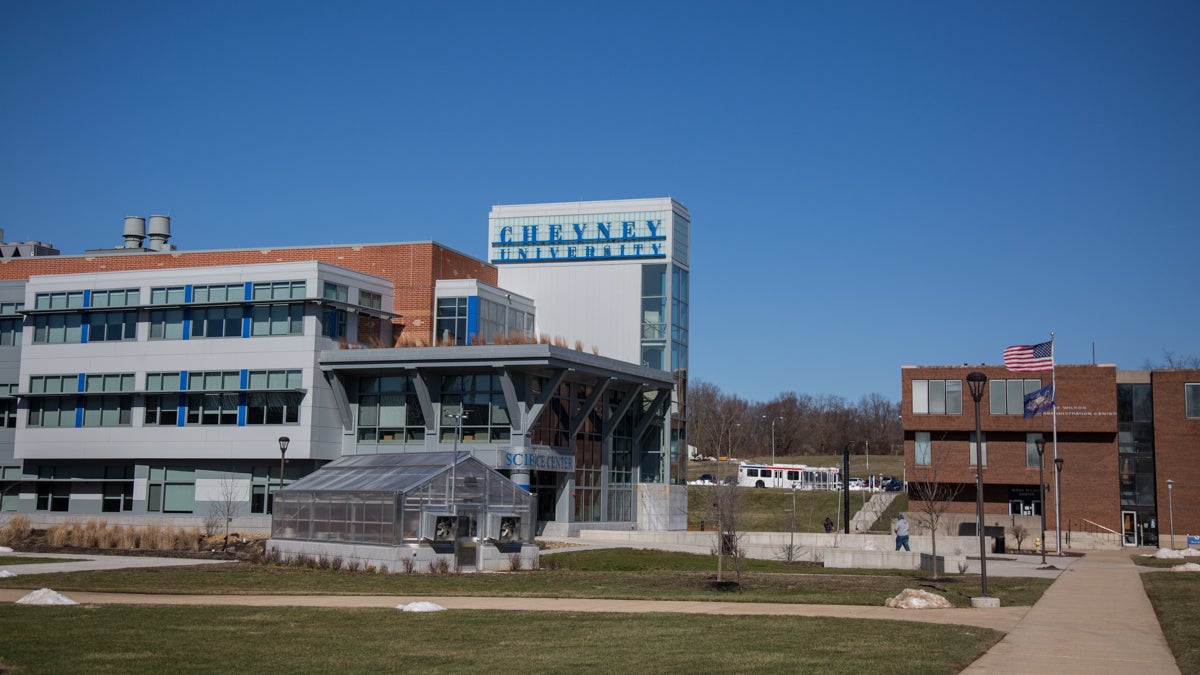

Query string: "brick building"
[902, 363, 1200, 549]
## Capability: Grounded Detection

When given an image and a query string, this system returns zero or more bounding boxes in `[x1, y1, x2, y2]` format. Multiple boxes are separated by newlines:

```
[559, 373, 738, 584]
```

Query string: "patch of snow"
[16, 588, 78, 606]
[1170, 563, 1200, 573]
[885, 588, 952, 609]
[0, 546, 12, 553]
[1154, 548, 1186, 559]
[0, 570, 16, 578]
[1183, 548, 1200, 557]
[397, 601, 446, 612]
[860, 540, 879, 551]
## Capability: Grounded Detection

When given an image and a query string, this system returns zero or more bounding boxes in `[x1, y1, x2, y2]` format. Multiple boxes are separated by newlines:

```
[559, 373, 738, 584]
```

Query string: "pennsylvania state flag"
[1023, 382, 1055, 418]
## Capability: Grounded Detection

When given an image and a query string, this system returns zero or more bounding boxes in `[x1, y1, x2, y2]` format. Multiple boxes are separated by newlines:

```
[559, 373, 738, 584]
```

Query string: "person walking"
[894, 514, 910, 551]
[823, 516, 833, 533]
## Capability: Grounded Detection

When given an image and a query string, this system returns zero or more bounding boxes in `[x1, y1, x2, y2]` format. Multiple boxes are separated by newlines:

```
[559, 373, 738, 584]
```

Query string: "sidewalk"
[963, 548, 1179, 674]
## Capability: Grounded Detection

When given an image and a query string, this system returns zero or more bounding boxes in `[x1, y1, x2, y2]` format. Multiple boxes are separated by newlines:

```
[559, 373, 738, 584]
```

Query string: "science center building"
[0, 199, 691, 567]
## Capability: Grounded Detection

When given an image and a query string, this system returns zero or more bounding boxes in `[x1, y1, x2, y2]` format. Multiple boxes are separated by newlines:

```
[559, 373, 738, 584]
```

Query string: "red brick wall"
[1151, 370, 1200, 538]
[0, 242, 498, 344]
[902, 364, 1119, 530]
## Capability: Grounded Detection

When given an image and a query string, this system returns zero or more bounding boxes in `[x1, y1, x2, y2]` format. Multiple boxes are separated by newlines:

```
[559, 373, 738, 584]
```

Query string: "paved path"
[963, 548, 1179, 674]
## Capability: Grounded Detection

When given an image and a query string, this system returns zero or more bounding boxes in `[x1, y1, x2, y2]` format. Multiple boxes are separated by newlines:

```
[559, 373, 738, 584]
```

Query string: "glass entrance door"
[1122, 510, 1138, 546]
[455, 510, 478, 571]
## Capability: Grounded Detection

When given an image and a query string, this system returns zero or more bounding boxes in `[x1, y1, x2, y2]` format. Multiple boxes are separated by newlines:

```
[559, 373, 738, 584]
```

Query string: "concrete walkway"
[963, 548, 1179, 674]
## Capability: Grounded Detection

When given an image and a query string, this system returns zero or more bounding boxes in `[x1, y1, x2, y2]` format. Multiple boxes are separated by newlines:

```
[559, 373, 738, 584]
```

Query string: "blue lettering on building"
[504, 452, 575, 472]
[491, 218, 666, 264]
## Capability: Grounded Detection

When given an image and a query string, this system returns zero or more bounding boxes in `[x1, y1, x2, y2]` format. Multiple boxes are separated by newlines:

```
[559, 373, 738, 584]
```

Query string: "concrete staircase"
[849, 491, 900, 533]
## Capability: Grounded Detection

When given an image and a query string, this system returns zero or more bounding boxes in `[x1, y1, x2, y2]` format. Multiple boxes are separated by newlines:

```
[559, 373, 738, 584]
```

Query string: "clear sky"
[2, 1, 1197, 403]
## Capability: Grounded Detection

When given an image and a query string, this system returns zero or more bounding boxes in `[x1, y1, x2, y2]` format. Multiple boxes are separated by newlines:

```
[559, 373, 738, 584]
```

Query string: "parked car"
[883, 477, 904, 492]
[698, 473, 715, 483]
[848, 478, 866, 491]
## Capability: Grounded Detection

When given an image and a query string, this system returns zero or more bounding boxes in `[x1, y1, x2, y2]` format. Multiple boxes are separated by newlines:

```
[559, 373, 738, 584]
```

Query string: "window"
[32, 314, 83, 343]
[88, 310, 138, 341]
[36, 484, 70, 512]
[0, 399, 16, 428]
[435, 297, 468, 345]
[191, 306, 243, 338]
[90, 289, 140, 308]
[323, 282, 348, 302]
[245, 370, 303, 425]
[915, 432, 931, 465]
[969, 432, 987, 466]
[321, 307, 346, 339]
[150, 287, 185, 305]
[30, 374, 75, 394]
[0, 318, 21, 346]
[185, 371, 240, 425]
[1026, 433, 1044, 468]
[81, 374, 134, 427]
[34, 291, 84, 310]
[192, 283, 244, 303]
[147, 466, 195, 513]
[250, 304, 303, 336]
[359, 291, 382, 310]
[990, 379, 1045, 415]
[102, 482, 134, 512]
[1187, 384, 1200, 418]
[356, 376, 426, 443]
[912, 379, 962, 414]
[85, 373, 134, 393]
[187, 371, 240, 391]
[252, 280, 305, 301]
[145, 372, 182, 425]
[441, 373, 511, 443]
[28, 398, 76, 427]
[0, 302, 24, 315]
[149, 309, 184, 339]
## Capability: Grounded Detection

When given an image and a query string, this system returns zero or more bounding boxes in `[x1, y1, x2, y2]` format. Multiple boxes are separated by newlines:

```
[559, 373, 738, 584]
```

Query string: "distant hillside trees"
[687, 379, 901, 460]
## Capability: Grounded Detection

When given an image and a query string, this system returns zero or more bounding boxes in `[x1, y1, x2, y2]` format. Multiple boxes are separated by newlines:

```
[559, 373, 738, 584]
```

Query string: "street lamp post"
[276, 436, 290, 514]
[1034, 437, 1047, 565]
[763, 415, 783, 466]
[1054, 457, 1064, 555]
[445, 410, 470, 502]
[1167, 479, 1175, 550]
[966, 371, 989, 597]
[842, 441, 852, 535]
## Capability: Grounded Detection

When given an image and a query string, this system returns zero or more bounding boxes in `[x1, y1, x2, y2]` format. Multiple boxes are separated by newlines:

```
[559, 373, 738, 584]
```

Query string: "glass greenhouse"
[271, 452, 534, 549]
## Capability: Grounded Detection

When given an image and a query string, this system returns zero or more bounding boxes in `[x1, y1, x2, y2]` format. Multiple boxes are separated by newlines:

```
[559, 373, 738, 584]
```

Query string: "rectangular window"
[245, 392, 302, 425]
[187, 371, 240, 391]
[251, 280, 305, 301]
[88, 310, 138, 341]
[83, 395, 132, 426]
[359, 290, 382, 310]
[435, 297, 468, 345]
[149, 309, 184, 340]
[912, 379, 962, 415]
[191, 306, 243, 338]
[1187, 384, 1200, 418]
[250, 304, 304, 336]
[28, 397, 76, 427]
[34, 291, 84, 310]
[0, 399, 17, 428]
[36, 484, 71, 512]
[150, 287, 186, 305]
[90, 289, 140, 308]
[969, 432, 987, 466]
[915, 431, 931, 466]
[0, 302, 25, 315]
[146, 372, 181, 391]
[30, 374, 74, 394]
[84, 373, 134, 393]
[144, 394, 181, 426]
[32, 314, 83, 344]
[186, 393, 239, 425]
[1026, 433, 1043, 468]
[989, 379, 1045, 415]
[192, 283, 244, 304]
[0, 318, 22, 346]
[321, 307, 346, 338]
[147, 467, 195, 513]
[246, 370, 302, 390]
[323, 282, 348, 302]
[102, 482, 134, 512]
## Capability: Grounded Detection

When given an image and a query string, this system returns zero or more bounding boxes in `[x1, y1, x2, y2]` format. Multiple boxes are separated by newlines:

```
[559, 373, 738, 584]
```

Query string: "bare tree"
[699, 482, 747, 589]
[908, 467, 964, 580]
[208, 472, 247, 551]
[1143, 350, 1200, 369]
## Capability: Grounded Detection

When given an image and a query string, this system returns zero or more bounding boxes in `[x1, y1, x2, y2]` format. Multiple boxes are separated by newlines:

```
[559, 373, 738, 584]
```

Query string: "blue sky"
[2, 1, 1197, 403]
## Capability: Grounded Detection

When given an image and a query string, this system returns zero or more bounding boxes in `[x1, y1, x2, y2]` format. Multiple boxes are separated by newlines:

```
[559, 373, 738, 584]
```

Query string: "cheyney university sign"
[490, 213, 668, 264]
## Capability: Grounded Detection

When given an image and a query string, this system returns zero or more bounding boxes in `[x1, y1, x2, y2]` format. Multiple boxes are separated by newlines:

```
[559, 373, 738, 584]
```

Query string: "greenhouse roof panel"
[282, 451, 467, 494]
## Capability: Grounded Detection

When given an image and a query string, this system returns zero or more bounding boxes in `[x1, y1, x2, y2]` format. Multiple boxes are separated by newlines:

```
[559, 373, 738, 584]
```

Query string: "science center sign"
[490, 215, 667, 264]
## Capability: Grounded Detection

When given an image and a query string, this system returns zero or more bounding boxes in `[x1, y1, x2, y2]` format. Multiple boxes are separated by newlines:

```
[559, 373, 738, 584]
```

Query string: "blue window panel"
[243, 282, 252, 301]
[239, 370, 249, 389]
[184, 285, 193, 303]
[237, 393, 247, 426]
[182, 308, 191, 341]
[75, 396, 84, 428]
[466, 296, 479, 345]
[179, 371, 189, 390]
[241, 306, 250, 338]
[80, 317, 89, 344]
[83, 290, 92, 308]
[76, 373, 86, 392]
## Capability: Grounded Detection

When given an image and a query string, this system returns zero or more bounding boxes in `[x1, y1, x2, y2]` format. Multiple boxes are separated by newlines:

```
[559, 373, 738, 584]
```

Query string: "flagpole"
[1050, 332, 1061, 555]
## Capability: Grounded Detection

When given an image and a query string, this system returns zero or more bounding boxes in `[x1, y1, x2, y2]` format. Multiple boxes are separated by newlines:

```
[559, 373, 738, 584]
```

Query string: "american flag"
[1004, 340, 1054, 372]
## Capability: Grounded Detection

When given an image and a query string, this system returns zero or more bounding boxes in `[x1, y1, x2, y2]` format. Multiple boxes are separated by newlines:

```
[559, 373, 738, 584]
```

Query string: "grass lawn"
[1130, 553, 1199, 569]
[0, 605, 1002, 674]
[1141, 570, 1200, 673]
[687, 484, 906, 533]
[0, 549, 1051, 608]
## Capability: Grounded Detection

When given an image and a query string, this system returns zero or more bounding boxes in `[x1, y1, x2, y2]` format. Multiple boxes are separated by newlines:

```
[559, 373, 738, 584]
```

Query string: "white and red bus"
[736, 463, 841, 490]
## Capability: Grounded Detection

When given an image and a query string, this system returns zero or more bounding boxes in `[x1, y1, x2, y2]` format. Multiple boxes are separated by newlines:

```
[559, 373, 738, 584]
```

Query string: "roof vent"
[122, 216, 146, 249]
[147, 215, 171, 251]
